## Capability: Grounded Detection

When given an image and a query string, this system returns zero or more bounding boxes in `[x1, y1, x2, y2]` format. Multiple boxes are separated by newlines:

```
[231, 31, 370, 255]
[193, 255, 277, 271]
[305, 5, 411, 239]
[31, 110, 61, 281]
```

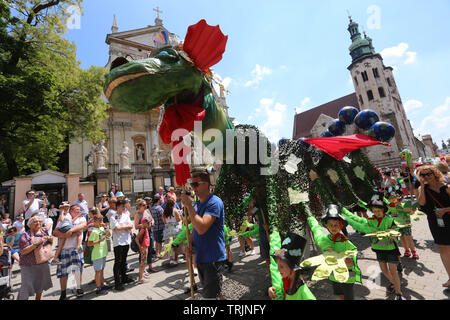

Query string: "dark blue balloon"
[328, 119, 346, 136]
[320, 130, 334, 137]
[297, 138, 310, 147]
[278, 138, 289, 146]
[370, 122, 396, 142]
[354, 109, 380, 130]
[338, 106, 359, 124]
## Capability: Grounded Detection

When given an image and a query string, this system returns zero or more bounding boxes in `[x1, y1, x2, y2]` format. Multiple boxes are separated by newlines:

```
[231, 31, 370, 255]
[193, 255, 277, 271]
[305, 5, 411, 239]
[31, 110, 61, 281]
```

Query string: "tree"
[0, 0, 107, 180]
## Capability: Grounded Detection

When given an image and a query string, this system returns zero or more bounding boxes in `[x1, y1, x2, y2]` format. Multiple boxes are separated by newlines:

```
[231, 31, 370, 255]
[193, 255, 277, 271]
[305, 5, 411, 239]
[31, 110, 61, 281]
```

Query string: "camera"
[183, 190, 192, 196]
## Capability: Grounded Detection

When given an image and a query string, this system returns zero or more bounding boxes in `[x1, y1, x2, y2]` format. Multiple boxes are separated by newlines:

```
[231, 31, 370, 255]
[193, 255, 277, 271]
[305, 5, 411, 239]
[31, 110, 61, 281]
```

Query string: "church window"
[378, 87, 386, 98]
[372, 68, 380, 78]
[367, 90, 374, 101]
[361, 71, 369, 82]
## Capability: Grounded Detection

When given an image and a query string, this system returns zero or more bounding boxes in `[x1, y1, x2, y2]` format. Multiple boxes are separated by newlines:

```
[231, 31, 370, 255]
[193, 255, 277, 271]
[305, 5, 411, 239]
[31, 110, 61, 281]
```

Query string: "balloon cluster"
[319, 106, 396, 143]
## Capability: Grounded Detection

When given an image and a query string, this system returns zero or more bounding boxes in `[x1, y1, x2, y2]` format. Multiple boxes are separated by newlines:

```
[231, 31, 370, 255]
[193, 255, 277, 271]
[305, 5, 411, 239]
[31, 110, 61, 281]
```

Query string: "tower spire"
[111, 14, 118, 33]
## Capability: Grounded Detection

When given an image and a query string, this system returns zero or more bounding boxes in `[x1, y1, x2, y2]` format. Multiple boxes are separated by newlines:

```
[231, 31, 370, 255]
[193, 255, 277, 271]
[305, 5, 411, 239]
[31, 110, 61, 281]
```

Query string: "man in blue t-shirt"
[181, 170, 226, 300]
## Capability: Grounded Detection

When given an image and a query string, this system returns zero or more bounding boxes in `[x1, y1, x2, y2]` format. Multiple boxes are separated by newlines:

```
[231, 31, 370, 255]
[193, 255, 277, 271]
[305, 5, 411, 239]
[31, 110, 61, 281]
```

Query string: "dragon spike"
[183, 19, 228, 72]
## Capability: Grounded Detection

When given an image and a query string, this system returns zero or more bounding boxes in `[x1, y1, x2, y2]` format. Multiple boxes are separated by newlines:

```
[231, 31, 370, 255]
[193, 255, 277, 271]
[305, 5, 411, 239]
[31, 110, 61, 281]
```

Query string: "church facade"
[293, 17, 430, 168]
[69, 13, 227, 196]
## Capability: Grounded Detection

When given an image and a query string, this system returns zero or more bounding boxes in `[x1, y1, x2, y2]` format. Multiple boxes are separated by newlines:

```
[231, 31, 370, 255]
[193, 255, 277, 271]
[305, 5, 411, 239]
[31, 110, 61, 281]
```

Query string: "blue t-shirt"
[193, 194, 226, 264]
[6, 234, 21, 247]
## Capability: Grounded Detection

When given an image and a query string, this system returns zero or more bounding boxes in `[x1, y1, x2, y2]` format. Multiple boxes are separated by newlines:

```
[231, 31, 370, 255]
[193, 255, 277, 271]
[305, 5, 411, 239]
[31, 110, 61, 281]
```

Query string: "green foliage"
[0, 0, 107, 179]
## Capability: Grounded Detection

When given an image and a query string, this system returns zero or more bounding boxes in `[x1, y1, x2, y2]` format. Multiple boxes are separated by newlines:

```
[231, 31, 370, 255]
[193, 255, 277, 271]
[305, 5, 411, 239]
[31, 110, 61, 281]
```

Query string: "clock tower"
[347, 17, 419, 167]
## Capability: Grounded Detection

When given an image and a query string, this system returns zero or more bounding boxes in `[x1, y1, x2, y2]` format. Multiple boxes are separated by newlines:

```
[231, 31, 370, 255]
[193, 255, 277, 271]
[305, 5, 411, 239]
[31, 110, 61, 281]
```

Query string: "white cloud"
[415, 97, 450, 144]
[211, 72, 232, 95]
[380, 43, 417, 66]
[255, 98, 288, 142]
[295, 97, 311, 114]
[404, 100, 423, 114]
[245, 64, 272, 87]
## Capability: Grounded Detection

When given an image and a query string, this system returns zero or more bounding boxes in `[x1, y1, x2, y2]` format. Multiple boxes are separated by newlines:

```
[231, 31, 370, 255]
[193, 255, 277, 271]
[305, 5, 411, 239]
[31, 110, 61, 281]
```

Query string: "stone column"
[14, 176, 33, 216]
[65, 173, 80, 204]
[95, 169, 109, 196]
[119, 169, 133, 194]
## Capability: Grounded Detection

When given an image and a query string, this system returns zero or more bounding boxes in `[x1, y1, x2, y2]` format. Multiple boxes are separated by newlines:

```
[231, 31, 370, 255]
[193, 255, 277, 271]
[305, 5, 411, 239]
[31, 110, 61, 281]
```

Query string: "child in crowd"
[387, 191, 419, 259]
[238, 218, 255, 257]
[342, 192, 405, 300]
[136, 217, 151, 284]
[268, 232, 316, 300]
[87, 212, 111, 295]
[224, 224, 233, 271]
[5, 226, 21, 274]
[12, 214, 25, 235]
[1, 213, 11, 227]
[306, 205, 362, 300]
[52, 202, 83, 265]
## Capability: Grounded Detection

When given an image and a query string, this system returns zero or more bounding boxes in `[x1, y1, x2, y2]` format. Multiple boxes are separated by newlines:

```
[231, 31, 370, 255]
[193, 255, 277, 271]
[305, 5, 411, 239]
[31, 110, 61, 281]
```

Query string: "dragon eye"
[155, 49, 179, 62]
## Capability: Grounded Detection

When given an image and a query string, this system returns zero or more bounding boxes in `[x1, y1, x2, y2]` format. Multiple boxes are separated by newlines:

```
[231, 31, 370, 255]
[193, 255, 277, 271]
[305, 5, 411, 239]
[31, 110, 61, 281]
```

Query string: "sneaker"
[239, 251, 246, 257]
[76, 289, 84, 297]
[184, 284, 198, 294]
[96, 288, 108, 295]
[169, 260, 178, 266]
[395, 294, 405, 300]
[114, 285, 125, 292]
[404, 250, 411, 257]
[249, 250, 256, 255]
[126, 267, 135, 273]
[59, 292, 67, 300]
[412, 251, 419, 259]
[101, 284, 111, 290]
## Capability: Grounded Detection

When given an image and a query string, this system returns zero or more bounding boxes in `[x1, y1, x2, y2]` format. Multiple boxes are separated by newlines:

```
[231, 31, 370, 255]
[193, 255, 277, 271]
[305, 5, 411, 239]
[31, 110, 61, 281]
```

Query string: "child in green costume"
[307, 205, 361, 300]
[387, 191, 419, 259]
[224, 224, 233, 271]
[342, 192, 405, 300]
[268, 232, 316, 300]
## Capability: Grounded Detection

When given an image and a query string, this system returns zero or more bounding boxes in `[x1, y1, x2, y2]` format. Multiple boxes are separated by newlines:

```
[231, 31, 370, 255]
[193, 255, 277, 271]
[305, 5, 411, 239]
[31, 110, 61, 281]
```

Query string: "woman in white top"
[162, 198, 181, 264]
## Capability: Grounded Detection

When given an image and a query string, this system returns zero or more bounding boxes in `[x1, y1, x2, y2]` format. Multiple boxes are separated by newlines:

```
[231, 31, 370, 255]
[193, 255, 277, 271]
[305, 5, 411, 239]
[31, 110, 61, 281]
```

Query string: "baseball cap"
[115, 191, 124, 197]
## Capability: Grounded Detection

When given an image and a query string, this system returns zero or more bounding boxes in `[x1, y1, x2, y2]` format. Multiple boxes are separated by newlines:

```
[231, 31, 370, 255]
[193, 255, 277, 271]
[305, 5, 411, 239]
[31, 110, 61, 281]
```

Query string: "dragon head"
[103, 20, 228, 113]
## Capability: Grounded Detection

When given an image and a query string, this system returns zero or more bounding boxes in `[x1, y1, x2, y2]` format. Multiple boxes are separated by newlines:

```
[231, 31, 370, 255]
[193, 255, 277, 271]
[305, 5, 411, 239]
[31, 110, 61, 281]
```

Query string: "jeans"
[113, 245, 129, 287]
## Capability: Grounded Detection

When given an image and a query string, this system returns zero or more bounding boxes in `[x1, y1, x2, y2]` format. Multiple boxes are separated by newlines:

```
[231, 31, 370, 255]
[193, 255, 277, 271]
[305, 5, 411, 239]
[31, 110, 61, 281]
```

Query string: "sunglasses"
[190, 181, 207, 188]
[420, 172, 433, 177]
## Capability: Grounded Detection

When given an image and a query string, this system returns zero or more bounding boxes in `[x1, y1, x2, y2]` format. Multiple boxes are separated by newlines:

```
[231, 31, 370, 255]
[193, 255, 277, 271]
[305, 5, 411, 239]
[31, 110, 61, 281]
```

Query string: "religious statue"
[152, 145, 161, 168]
[120, 141, 131, 170]
[136, 144, 145, 161]
[94, 140, 108, 170]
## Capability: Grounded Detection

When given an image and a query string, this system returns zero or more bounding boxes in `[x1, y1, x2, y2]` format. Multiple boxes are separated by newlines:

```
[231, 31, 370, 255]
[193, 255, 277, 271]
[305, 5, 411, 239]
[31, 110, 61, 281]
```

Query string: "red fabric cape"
[303, 134, 389, 161]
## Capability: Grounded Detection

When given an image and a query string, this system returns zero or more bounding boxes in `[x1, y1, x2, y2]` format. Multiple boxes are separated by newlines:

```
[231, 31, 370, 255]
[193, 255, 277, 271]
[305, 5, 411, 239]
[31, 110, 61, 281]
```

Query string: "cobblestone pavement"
[7, 215, 450, 300]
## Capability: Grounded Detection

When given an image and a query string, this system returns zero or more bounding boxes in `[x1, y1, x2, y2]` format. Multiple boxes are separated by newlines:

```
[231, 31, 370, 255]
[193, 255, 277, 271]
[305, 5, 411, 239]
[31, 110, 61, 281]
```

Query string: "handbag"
[130, 233, 139, 253]
[32, 234, 54, 264]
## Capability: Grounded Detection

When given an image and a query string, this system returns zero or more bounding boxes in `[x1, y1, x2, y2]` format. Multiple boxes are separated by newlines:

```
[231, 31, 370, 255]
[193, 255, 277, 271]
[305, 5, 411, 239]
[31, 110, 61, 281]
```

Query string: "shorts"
[399, 227, 412, 236]
[10, 248, 20, 264]
[197, 260, 226, 299]
[93, 257, 106, 271]
[153, 229, 164, 243]
[56, 249, 84, 279]
[258, 226, 270, 260]
[331, 281, 354, 300]
[374, 248, 400, 263]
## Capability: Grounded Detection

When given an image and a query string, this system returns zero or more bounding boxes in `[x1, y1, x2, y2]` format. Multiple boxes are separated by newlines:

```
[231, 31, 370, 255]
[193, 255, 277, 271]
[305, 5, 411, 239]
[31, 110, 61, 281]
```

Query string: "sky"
[64, 0, 450, 147]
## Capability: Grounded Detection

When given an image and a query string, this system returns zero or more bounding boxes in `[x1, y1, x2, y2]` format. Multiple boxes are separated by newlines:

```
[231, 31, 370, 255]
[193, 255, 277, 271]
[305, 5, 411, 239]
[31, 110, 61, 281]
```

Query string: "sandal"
[404, 250, 411, 257]
[147, 268, 158, 273]
[412, 251, 419, 259]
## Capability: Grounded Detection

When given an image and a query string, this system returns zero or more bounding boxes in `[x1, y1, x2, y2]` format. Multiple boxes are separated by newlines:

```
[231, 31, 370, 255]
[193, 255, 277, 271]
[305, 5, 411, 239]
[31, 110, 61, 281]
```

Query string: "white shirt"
[48, 208, 59, 217]
[110, 212, 132, 247]
[73, 200, 89, 218]
[56, 215, 86, 249]
[22, 198, 43, 220]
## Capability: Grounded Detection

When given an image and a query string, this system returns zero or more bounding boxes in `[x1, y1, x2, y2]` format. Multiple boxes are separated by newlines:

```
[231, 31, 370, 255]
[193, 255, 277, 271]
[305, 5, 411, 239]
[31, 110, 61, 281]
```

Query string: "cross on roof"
[153, 6, 163, 18]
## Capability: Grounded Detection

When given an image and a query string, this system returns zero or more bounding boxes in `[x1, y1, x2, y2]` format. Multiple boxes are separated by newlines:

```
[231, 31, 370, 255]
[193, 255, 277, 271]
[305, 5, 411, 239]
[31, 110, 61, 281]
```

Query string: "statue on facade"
[136, 144, 145, 161]
[151, 145, 161, 168]
[120, 141, 131, 170]
[94, 140, 108, 170]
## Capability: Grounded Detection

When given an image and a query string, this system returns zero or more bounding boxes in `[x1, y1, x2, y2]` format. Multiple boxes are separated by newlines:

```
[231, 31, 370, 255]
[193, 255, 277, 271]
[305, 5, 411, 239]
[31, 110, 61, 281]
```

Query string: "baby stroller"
[0, 247, 14, 300]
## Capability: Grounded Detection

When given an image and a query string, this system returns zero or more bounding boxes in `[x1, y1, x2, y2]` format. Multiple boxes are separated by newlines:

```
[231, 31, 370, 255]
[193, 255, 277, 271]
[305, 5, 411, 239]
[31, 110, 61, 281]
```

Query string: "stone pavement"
[7, 214, 450, 300]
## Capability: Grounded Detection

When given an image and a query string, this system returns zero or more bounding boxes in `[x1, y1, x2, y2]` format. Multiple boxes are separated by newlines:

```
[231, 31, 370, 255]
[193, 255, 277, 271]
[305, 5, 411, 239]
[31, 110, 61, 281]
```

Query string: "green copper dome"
[347, 18, 376, 62]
